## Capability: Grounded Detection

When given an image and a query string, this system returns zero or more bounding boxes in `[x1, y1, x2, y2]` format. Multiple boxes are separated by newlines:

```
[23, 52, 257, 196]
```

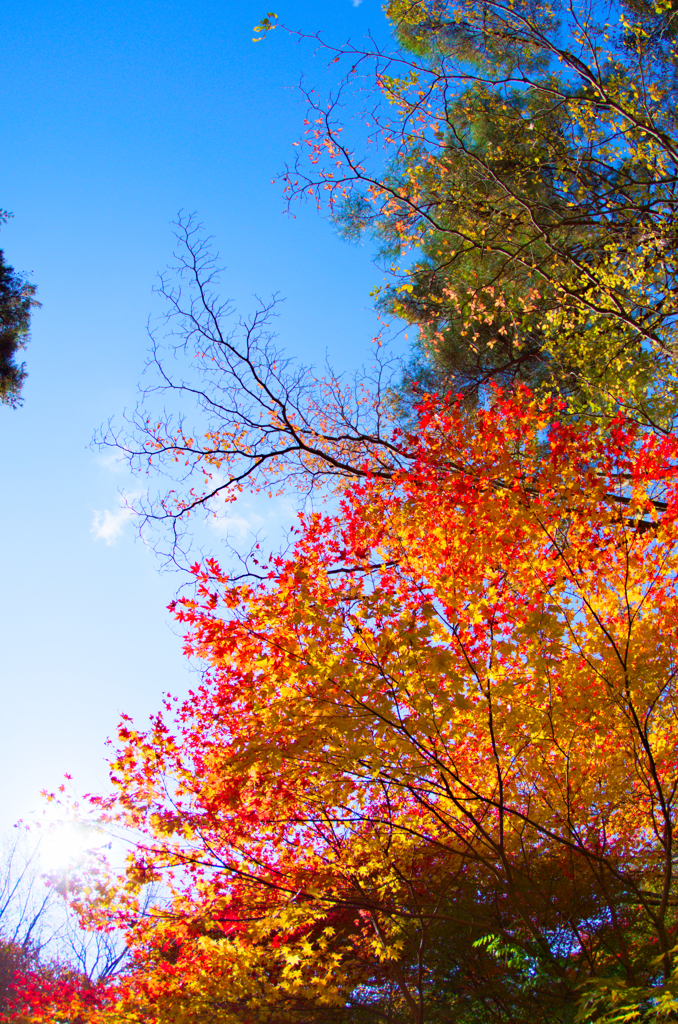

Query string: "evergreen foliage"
[0, 213, 37, 408]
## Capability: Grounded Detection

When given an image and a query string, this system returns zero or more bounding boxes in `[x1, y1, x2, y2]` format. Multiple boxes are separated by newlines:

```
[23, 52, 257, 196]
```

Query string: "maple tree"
[0, 940, 36, 1021]
[1, 952, 106, 1024]
[57, 3, 678, 1021]
[43, 388, 678, 1023]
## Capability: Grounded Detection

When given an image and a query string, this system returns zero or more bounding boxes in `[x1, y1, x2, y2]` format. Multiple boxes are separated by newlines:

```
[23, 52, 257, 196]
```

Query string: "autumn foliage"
[23, 0, 678, 1017]
[1, 960, 108, 1024]
[29, 389, 678, 1023]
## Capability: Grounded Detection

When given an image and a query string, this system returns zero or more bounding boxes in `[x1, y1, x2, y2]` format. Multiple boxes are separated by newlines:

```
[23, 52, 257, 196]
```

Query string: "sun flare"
[40, 823, 96, 873]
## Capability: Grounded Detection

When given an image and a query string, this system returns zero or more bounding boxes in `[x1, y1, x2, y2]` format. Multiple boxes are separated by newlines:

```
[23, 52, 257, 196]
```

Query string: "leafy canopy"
[288, 0, 678, 423]
[0, 211, 37, 408]
[37, 389, 678, 1024]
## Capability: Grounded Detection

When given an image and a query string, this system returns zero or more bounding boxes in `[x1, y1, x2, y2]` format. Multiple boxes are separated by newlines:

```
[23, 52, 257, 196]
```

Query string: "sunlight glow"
[40, 823, 99, 873]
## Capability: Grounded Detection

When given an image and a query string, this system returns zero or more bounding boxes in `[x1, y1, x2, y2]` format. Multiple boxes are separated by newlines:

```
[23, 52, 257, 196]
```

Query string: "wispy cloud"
[208, 510, 264, 538]
[352, 0, 363, 6]
[206, 493, 298, 553]
[91, 502, 136, 545]
[95, 450, 128, 473]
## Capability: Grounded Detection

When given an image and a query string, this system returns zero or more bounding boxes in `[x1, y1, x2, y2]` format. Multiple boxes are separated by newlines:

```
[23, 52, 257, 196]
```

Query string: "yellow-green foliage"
[330, 0, 678, 424]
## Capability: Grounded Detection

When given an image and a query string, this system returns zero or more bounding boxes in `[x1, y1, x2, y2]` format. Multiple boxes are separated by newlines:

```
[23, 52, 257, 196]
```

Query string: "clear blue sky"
[0, 0, 394, 831]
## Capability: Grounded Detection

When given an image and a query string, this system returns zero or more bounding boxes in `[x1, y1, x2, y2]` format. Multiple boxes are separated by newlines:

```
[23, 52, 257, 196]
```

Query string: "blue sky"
[0, 0, 394, 831]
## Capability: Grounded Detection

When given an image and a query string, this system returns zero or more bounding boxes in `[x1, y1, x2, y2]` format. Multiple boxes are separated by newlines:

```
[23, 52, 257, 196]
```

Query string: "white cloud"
[205, 493, 298, 554]
[208, 510, 263, 538]
[91, 504, 135, 545]
[95, 450, 128, 473]
[352, 0, 363, 6]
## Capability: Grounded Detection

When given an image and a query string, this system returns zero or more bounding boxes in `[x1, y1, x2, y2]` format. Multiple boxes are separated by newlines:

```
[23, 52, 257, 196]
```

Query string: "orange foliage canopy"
[24, 390, 678, 1022]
